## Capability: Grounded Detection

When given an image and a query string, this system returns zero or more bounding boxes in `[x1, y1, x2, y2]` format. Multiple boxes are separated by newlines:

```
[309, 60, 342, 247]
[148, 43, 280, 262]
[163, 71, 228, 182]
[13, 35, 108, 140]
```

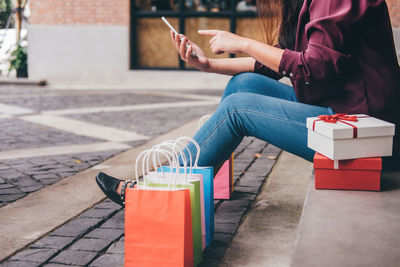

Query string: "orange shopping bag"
[125, 188, 193, 267]
[125, 149, 194, 267]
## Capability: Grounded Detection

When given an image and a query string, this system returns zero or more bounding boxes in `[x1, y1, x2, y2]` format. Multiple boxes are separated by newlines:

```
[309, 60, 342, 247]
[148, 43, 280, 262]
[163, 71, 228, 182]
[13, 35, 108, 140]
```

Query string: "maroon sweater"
[254, 0, 400, 164]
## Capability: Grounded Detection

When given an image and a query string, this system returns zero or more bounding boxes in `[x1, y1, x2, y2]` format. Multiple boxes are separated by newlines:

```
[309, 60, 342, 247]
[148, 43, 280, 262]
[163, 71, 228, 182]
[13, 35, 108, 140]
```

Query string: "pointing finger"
[198, 30, 219, 36]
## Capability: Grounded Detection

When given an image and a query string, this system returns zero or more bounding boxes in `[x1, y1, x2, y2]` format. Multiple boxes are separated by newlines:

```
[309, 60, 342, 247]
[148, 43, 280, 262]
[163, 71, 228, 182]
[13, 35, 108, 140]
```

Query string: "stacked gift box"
[307, 114, 395, 191]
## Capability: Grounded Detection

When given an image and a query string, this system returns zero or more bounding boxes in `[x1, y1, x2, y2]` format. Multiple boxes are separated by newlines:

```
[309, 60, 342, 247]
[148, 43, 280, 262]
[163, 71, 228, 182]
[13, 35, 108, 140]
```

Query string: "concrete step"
[291, 171, 400, 267]
[220, 152, 313, 267]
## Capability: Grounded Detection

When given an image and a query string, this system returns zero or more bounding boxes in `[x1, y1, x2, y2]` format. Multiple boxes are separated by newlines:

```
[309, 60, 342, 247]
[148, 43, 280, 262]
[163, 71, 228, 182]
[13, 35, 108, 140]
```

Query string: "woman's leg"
[186, 92, 334, 167]
[222, 73, 298, 102]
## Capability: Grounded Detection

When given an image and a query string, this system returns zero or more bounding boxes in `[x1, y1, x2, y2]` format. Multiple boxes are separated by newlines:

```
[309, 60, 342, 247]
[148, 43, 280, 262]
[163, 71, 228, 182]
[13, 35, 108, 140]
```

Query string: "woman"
[96, 0, 400, 205]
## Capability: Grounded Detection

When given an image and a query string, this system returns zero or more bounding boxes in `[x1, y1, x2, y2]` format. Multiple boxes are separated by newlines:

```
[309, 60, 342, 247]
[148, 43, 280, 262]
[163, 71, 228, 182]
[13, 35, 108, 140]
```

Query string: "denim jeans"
[186, 72, 335, 166]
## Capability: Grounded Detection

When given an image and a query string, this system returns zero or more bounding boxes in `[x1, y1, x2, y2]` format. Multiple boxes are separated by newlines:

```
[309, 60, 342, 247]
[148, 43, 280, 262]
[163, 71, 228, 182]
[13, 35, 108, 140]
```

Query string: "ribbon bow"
[312, 113, 365, 138]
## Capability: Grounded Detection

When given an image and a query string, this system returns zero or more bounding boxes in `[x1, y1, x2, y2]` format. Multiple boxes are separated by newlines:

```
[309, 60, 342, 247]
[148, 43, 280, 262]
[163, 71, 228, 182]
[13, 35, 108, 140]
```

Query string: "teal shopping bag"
[161, 166, 214, 247]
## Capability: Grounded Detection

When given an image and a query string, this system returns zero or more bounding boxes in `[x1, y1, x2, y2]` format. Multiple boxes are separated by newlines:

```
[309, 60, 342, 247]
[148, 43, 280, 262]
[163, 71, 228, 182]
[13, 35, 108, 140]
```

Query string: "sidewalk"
[0, 134, 288, 266]
[0, 84, 315, 266]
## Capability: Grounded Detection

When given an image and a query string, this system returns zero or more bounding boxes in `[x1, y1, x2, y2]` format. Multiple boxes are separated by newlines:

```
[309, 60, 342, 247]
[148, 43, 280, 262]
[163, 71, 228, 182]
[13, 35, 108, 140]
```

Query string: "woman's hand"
[198, 30, 249, 55]
[170, 31, 211, 72]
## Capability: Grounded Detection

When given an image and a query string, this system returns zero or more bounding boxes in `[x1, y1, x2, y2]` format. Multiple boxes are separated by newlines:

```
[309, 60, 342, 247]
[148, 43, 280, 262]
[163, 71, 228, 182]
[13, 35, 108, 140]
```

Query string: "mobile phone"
[162, 16, 197, 58]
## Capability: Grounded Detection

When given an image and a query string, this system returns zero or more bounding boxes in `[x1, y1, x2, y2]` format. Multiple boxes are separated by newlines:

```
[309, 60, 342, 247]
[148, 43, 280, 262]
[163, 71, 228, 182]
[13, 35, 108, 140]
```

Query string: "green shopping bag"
[143, 174, 202, 267]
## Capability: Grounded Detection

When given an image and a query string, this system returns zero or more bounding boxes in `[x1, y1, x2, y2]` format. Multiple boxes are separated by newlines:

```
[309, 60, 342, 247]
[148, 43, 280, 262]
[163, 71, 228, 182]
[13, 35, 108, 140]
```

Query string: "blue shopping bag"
[161, 166, 214, 246]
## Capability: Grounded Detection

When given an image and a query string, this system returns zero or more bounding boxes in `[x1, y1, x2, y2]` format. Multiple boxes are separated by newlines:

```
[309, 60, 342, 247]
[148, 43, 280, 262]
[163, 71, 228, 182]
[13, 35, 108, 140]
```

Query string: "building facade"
[28, 0, 400, 84]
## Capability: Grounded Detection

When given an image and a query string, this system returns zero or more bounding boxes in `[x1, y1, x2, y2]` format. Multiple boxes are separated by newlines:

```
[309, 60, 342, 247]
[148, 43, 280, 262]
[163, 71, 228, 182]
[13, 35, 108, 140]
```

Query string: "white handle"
[152, 141, 178, 178]
[145, 148, 177, 189]
[153, 142, 187, 183]
[170, 139, 194, 174]
[198, 115, 211, 129]
[155, 141, 190, 184]
[135, 149, 175, 189]
[175, 136, 201, 168]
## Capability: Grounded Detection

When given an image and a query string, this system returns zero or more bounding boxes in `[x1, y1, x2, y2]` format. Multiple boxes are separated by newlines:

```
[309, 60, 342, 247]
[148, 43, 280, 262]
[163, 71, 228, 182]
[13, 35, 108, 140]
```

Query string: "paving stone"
[0, 193, 26, 202]
[19, 184, 44, 193]
[49, 217, 102, 237]
[65, 217, 103, 228]
[0, 170, 22, 179]
[0, 187, 22, 194]
[106, 238, 124, 254]
[32, 174, 58, 180]
[234, 185, 260, 194]
[49, 225, 92, 238]
[80, 208, 115, 219]
[233, 162, 251, 171]
[230, 192, 257, 201]
[84, 228, 124, 241]
[40, 178, 60, 185]
[236, 179, 264, 187]
[214, 223, 238, 234]
[198, 258, 219, 267]
[216, 203, 248, 216]
[69, 238, 112, 252]
[220, 199, 251, 208]
[94, 201, 121, 211]
[89, 253, 124, 267]
[100, 217, 124, 230]
[214, 213, 242, 225]
[0, 165, 10, 170]
[0, 183, 14, 189]
[203, 243, 229, 260]
[30, 236, 75, 250]
[42, 264, 73, 267]
[50, 250, 97, 266]
[8, 248, 57, 263]
[213, 233, 234, 245]
[0, 261, 41, 267]
[10, 176, 40, 187]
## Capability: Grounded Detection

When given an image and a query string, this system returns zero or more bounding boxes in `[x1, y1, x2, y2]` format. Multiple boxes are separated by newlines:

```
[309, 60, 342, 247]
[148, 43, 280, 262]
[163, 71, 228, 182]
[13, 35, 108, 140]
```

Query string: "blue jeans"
[187, 72, 334, 166]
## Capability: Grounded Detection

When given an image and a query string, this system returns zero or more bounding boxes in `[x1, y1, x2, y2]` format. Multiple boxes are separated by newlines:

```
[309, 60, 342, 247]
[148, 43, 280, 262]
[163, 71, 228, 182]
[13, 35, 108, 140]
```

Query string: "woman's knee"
[223, 72, 259, 99]
[219, 92, 247, 114]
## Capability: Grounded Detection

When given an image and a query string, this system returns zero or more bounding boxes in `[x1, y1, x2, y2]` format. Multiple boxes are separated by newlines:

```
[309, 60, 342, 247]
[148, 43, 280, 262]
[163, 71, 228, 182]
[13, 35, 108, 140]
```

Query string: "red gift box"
[313, 153, 382, 191]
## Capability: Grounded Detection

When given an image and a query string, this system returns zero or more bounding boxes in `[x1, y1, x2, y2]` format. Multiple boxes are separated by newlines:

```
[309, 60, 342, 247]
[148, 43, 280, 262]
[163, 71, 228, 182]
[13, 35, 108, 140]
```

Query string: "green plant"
[8, 44, 28, 77]
[0, 0, 13, 28]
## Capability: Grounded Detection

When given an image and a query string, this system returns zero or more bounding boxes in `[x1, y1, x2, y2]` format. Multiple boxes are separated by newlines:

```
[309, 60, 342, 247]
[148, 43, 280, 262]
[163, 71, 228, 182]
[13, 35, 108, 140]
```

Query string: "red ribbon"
[312, 113, 367, 138]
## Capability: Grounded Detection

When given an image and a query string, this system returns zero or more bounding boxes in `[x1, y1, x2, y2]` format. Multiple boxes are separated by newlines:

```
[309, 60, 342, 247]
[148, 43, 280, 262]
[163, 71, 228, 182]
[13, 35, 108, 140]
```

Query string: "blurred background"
[0, 0, 399, 85]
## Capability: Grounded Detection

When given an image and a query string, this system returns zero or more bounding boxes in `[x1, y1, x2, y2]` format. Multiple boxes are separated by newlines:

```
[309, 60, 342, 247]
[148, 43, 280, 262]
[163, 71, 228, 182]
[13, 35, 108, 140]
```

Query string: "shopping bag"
[145, 146, 203, 266]
[152, 140, 207, 250]
[146, 173, 203, 266]
[125, 148, 194, 267]
[213, 154, 234, 199]
[125, 188, 193, 267]
[198, 115, 234, 200]
[173, 136, 214, 246]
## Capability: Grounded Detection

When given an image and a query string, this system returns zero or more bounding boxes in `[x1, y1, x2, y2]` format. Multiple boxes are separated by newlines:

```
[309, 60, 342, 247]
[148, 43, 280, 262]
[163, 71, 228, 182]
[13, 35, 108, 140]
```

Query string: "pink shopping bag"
[214, 154, 234, 199]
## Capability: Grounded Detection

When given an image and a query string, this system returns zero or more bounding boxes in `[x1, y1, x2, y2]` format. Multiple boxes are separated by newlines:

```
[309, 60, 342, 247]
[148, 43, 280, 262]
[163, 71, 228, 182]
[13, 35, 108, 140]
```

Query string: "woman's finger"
[185, 44, 193, 61]
[198, 30, 219, 36]
[170, 30, 175, 45]
[180, 36, 187, 60]
[174, 33, 181, 51]
[209, 35, 217, 46]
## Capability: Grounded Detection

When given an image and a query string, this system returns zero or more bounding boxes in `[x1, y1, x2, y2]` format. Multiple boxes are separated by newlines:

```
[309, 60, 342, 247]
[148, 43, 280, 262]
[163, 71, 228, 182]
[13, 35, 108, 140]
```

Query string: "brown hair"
[257, 0, 305, 49]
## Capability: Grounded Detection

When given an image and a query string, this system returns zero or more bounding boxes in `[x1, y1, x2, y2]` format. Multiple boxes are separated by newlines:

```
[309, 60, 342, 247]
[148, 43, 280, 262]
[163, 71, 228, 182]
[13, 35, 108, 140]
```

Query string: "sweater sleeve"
[254, 60, 283, 80]
[278, 0, 372, 85]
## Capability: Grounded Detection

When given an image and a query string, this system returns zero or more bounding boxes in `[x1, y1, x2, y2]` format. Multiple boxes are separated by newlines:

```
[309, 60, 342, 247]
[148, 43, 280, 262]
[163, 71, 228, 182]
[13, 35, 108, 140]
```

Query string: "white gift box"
[307, 114, 395, 160]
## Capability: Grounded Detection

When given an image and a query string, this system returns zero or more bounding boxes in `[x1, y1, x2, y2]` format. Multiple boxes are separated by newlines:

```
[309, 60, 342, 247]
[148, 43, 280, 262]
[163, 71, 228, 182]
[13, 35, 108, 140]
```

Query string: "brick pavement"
[0, 87, 218, 207]
[0, 137, 281, 266]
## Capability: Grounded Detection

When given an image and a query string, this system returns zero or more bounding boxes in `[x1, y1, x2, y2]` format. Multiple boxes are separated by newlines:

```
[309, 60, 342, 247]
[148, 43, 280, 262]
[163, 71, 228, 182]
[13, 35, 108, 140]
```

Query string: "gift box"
[314, 153, 382, 191]
[307, 114, 395, 160]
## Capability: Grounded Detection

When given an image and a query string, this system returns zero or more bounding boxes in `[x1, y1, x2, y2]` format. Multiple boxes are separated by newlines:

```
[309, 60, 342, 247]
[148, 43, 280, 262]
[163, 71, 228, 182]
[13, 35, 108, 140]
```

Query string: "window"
[130, 0, 263, 69]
